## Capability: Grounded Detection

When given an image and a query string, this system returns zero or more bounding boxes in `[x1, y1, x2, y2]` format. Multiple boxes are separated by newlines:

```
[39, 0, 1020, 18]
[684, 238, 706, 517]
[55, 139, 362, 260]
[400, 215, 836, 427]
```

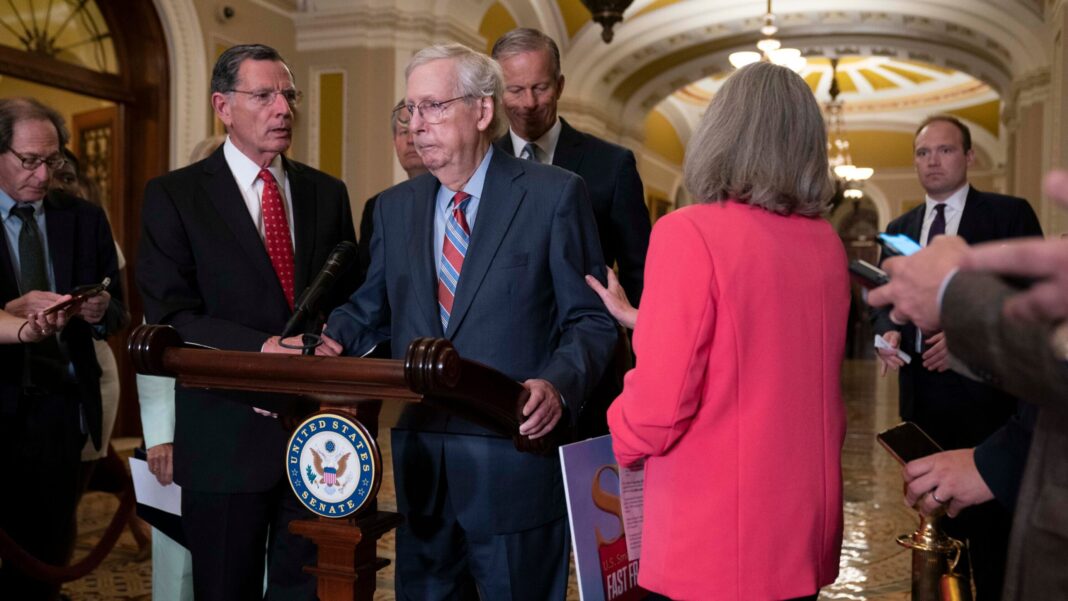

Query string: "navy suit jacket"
[137, 146, 357, 493]
[0, 190, 125, 450]
[496, 118, 650, 306]
[872, 186, 1042, 500]
[327, 149, 618, 534]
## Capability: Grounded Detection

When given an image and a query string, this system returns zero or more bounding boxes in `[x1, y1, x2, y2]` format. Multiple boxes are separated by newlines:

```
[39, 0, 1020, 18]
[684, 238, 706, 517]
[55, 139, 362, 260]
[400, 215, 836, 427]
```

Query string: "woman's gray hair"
[405, 44, 506, 139]
[683, 61, 832, 217]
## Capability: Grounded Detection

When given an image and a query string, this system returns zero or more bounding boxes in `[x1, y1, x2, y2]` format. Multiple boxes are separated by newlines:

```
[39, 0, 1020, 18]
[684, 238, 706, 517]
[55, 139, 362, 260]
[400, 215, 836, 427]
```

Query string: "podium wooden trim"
[127, 325, 568, 601]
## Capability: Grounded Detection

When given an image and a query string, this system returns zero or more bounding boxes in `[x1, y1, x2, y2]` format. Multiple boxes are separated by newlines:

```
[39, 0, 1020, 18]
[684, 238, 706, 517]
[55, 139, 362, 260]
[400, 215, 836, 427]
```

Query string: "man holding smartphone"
[872, 115, 1042, 600]
[0, 97, 125, 599]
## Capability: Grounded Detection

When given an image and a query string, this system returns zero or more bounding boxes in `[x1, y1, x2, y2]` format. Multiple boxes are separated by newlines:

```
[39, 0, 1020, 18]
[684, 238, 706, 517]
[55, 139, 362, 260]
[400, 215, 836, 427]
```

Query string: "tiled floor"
[64, 359, 918, 600]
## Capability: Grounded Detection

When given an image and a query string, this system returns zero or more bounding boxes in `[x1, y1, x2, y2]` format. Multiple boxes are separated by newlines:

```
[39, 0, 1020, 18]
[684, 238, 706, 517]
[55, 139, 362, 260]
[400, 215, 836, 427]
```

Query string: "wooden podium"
[128, 324, 567, 601]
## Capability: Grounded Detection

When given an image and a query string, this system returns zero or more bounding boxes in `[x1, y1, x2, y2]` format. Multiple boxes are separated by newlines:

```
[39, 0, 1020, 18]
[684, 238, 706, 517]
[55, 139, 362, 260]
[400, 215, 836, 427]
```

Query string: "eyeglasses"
[7, 149, 66, 171]
[230, 88, 303, 108]
[392, 103, 413, 126]
[404, 96, 471, 125]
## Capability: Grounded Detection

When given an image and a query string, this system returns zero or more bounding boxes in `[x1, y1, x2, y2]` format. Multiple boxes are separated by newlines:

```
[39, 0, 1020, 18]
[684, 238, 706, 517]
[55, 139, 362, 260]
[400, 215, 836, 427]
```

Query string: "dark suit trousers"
[0, 387, 84, 601]
[182, 483, 317, 601]
[394, 453, 570, 601]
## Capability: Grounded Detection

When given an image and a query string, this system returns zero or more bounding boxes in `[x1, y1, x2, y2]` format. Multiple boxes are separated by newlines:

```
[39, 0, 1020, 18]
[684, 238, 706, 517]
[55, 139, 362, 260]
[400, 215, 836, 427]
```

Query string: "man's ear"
[211, 92, 232, 129]
[965, 148, 976, 168]
[475, 96, 494, 132]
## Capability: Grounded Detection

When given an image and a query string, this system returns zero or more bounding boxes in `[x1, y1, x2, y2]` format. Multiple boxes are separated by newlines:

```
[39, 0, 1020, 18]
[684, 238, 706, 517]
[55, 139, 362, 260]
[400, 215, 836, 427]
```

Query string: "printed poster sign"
[560, 435, 649, 601]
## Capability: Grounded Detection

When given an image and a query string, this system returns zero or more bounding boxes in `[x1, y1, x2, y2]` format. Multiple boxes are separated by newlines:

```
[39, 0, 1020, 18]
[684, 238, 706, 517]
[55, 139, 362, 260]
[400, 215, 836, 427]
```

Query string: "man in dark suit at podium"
[872, 115, 1042, 600]
[137, 44, 357, 601]
[327, 43, 617, 600]
[0, 97, 125, 600]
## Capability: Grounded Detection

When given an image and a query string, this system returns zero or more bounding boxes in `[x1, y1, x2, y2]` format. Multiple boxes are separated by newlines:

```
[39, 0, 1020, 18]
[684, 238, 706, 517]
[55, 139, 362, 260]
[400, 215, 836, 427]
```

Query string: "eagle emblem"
[308, 440, 351, 491]
[286, 413, 382, 519]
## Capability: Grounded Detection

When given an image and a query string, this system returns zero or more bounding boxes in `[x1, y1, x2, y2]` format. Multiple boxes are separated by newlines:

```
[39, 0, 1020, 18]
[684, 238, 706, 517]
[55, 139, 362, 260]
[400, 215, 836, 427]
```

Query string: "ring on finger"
[932, 491, 946, 504]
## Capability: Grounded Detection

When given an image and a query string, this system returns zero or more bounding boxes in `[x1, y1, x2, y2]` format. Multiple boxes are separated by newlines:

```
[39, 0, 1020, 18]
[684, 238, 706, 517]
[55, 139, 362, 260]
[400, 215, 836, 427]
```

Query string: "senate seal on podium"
[287, 413, 381, 519]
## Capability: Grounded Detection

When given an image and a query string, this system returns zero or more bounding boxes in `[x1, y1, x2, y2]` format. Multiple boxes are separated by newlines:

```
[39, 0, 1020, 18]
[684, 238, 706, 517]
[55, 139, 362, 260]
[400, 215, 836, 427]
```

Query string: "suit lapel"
[445, 152, 524, 338]
[408, 177, 444, 336]
[956, 187, 987, 244]
[285, 158, 318, 295]
[202, 148, 281, 297]
[552, 118, 585, 172]
[43, 195, 74, 293]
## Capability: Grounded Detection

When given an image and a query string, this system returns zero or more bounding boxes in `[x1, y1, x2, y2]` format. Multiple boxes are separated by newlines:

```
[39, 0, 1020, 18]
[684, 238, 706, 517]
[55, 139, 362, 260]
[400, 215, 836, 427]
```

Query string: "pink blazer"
[608, 201, 848, 600]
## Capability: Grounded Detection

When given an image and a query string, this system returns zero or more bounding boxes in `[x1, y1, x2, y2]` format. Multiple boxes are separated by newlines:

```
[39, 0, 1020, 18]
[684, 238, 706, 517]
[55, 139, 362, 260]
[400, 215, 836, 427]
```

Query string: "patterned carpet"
[63, 360, 915, 600]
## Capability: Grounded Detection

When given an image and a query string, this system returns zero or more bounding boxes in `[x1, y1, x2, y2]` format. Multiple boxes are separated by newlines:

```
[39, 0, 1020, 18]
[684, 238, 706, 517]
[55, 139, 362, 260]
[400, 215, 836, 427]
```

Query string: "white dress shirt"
[508, 118, 563, 164]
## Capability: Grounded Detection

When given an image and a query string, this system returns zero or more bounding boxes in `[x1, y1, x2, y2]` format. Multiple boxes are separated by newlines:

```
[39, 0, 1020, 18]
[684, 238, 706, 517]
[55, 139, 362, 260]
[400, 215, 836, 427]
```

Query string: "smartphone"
[877, 421, 943, 465]
[848, 259, 889, 289]
[878, 233, 922, 258]
[43, 277, 111, 315]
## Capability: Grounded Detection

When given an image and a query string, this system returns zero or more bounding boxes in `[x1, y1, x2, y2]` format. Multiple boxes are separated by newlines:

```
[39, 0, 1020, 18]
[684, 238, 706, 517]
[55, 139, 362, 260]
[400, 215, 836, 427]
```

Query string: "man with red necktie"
[137, 44, 357, 601]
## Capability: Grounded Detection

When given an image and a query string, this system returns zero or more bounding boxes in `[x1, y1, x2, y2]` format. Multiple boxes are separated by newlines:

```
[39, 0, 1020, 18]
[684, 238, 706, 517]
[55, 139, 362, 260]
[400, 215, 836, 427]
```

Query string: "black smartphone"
[43, 277, 111, 315]
[877, 233, 922, 258]
[848, 259, 889, 289]
[877, 421, 943, 465]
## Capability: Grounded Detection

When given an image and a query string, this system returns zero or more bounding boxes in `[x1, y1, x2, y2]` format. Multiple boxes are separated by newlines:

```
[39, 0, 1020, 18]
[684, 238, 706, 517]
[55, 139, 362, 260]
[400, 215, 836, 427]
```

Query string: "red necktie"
[437, 191, 472, 329]
[258, 168, 295, 309]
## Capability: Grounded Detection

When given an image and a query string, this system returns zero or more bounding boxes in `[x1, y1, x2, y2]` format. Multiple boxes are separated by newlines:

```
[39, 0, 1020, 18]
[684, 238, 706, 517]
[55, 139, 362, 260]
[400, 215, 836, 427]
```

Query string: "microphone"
[280, 241, 358, 339]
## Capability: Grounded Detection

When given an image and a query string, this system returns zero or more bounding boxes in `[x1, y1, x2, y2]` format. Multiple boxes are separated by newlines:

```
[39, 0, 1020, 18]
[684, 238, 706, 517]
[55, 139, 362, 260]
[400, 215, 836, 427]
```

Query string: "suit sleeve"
[611, 150, 651, 308]
[608, 214, 716, 466]
[943, 271, 1068, 407]
[974, 401, 1036, 510]
[326, 193, 391, 356]
[90, 206, 127, 338]
[538, 175, 619, 420]
[137, 178, 272, 351]
[356, 196, 377, 286]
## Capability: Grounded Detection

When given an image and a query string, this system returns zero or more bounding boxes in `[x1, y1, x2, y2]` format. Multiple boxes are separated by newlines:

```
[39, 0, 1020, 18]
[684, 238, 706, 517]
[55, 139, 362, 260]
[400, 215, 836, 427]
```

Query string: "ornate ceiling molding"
[294, 6, 482, 51]
[563, 2, 1049, 118]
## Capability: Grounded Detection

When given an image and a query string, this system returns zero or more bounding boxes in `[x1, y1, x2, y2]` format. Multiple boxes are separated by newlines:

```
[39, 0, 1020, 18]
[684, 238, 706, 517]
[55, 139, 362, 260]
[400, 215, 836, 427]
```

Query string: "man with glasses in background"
[137, 44, 357, 601]
[0, 97, 125, 600]
[355, 100, 429, 283]
[327, 43, 616, 599]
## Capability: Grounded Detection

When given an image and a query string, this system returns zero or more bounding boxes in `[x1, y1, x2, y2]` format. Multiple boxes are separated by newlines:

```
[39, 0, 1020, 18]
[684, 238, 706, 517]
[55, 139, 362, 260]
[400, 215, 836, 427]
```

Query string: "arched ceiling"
[555, 0, 1048, 132]
[651, 56, 1004, 168]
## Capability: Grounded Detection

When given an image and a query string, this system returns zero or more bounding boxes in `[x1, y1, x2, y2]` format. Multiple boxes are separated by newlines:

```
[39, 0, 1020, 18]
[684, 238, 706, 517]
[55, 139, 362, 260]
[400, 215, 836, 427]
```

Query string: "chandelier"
[580, 0, 634, 43]
[728, 0, 806, 72]
[825, 58, 873, 200]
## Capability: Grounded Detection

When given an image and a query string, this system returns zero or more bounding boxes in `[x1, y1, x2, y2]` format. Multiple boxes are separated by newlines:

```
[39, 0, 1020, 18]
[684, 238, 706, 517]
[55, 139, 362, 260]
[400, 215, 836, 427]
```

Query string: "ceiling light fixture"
[728, 0, 807, 72]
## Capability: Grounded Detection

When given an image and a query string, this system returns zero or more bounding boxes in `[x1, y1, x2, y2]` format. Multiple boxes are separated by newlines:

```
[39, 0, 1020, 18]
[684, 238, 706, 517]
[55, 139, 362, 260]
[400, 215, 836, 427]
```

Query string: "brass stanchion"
[896, 512, 972, 601]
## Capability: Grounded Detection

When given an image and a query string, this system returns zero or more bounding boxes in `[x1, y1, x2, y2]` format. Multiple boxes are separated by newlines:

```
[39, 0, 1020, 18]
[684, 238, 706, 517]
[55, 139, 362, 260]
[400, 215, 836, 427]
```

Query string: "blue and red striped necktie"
[437, 191, 472, 329]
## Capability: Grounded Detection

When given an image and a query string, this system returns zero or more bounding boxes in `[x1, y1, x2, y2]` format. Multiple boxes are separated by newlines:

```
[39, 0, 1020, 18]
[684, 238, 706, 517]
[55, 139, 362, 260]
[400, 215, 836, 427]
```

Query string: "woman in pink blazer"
[606, 62, 849, 600]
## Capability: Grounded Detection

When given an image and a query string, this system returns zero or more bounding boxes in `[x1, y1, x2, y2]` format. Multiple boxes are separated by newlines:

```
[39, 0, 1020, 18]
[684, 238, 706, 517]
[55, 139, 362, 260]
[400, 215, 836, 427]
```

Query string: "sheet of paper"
[874, 334, 912, 364]
[619, 460, 644, 562]
[129, 456, 182, 516]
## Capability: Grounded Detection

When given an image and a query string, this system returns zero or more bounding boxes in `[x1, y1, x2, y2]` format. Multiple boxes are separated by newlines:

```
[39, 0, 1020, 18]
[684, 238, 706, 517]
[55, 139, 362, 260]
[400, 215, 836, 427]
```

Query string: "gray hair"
[683, 61, 832, 217]
[491, 27, 562, 80]
[405, 44, 506, 139]
[0, 97, 70, 152]
[211, 44, 290, 94]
